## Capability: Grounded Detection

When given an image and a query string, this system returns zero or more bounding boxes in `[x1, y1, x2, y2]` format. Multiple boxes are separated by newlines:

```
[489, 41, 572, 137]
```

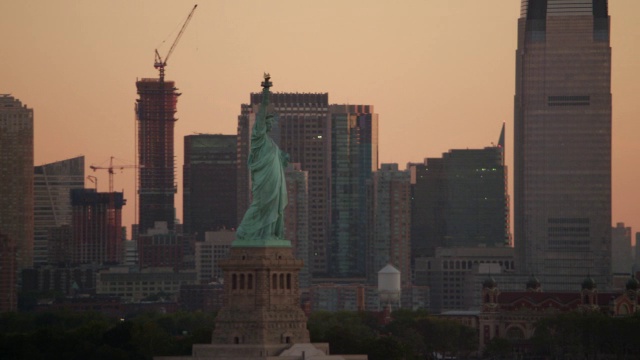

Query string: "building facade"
[136, 78, 179, 235]
[0, 234, 17, 312]
[329, 104, 378, 279]
[195, 230, 234, 284]
[369, 164, 411, 286]
[612, 222, 633, 275]
[514, 0, 612, 290]
[0, 94, 34, 269]
[33, 156, 85, 266]
[414, 247, 515, 313]
[284, 164, 310, 289]
[237, 93, 331, 276]
[71, 189, 124, 265]
[183, 134, 237, 241]
[96, 266, 196, 302]
[411, 127, 509, 261]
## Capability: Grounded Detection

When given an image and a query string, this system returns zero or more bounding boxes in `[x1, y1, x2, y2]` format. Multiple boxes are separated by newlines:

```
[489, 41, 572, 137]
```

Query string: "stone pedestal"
[211, 245, 310, 349]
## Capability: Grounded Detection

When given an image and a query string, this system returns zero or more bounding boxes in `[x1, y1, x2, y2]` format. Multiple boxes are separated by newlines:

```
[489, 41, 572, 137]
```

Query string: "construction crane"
[89, 157, 139, 229]
[154, 4, 198, 82]
[87, 175, 98, 191]
[89, 156, 139, 193]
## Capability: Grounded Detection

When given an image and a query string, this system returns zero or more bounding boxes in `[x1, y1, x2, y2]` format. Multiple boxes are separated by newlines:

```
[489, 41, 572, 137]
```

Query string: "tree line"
[5, 309, 637, 359]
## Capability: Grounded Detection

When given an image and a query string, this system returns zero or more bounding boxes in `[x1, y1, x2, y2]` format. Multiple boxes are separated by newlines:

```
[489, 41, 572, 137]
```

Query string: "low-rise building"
[96, 266, 196, 302]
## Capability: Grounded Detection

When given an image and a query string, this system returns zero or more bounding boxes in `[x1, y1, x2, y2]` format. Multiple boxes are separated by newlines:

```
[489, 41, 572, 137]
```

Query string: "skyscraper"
[329, 104, 378, 278]
[284, 163, 310, 289]
[410, 127, 510, 260]
[183, 134, 237, 241]
[370, 164, 411, 286]
[611, 223, 633, 275]
[237, 93, 331, 275]
[237, 94, 380, 278]
[136, 79, 179, 235]
[71, 189, 124, 265]
[0, 94, 34, 269]
[33, 156, 85, 266]
[514, 0, 611, 290]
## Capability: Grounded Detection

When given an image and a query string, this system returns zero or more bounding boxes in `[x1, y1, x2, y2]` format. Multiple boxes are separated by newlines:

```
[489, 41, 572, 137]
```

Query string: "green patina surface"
[234, 74, 291, 249]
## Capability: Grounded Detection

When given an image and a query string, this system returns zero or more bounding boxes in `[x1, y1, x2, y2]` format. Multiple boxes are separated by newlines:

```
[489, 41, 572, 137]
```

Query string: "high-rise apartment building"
[237, 94, 380, 278]
[611, 223, 633, 274]
[33, 156, 85, 266]
[329, 104, 378, 278]
[514, 0, 611, 290]
[411, 128, 509, 260]
[237, 93, 331, 275]
[136, 79, 179, 235]
[284, 163, 310, 289]
[71, 189, 124, 265]
[0, 94, 34, 269]
[369, 164, 411, 286]
[183, 134, 237, 240]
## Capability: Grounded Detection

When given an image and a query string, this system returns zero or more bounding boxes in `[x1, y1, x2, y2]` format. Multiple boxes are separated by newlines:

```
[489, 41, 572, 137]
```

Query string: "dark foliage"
[0, 311, 216, 360]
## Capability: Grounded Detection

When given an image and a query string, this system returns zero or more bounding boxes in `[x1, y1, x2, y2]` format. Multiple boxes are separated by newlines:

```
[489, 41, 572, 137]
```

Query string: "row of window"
[230, 273, 294, 291]
[441, 260, 514, 270]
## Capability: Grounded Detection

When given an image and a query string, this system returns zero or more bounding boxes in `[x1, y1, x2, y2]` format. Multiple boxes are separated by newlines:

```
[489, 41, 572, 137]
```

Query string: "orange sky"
[2, 1, 639, 241]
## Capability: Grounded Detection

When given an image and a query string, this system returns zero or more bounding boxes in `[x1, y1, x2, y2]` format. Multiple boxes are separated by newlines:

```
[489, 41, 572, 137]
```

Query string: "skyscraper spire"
[497, 122, 505, 166]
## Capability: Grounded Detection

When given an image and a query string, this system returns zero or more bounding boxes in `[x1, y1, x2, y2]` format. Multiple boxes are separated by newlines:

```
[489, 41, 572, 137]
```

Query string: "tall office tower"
[369, 164, 411, 286]
[329, 104, 378, 278]
[284, 163, 310, 289]
[410, 158, 444, 261]
[611, 223, 633, 274]
[0, 234, 17, 312]
[33, 156, 85, 266]
[237, 93, 331, 275]
[0, 95, 34, 269]
[183, 134, 237, 241]
[514, 0, 611, 290]
[411, 128, 509, 260]
[136, 79, 179, 235]
[71, 189, 125, 265]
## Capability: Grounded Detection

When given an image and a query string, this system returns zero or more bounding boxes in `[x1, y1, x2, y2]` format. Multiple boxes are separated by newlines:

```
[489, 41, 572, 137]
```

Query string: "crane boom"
[89, 156, 139, 193]
[154, 4, 198, 82]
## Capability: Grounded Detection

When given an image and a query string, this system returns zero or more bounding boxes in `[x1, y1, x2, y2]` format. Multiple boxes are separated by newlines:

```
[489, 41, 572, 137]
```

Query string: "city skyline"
[2, 1, 639, 236]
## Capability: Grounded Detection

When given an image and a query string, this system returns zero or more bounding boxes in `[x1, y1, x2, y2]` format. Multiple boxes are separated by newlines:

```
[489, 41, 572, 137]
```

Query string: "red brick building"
[477, 275, 640, 352]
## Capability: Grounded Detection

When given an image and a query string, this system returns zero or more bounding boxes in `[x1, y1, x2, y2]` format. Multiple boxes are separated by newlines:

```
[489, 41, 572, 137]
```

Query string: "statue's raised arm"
[234, 74, 290, 248]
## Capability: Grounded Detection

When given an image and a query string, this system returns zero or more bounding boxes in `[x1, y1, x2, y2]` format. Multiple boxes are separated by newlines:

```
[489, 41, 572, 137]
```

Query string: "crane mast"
[154, 4, 198, 82]
[89, 157, 139, 229]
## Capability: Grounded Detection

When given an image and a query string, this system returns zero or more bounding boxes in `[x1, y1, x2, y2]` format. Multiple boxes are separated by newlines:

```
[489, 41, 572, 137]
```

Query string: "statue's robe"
[236, 109, 287, 241]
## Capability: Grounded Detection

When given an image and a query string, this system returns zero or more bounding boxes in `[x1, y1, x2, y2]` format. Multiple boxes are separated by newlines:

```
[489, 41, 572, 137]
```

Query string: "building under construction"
[71, 189, 124, 265]
[135, 78, 179, 235]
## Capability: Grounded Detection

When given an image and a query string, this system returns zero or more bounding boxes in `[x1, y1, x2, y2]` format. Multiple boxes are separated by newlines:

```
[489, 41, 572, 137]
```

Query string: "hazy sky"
[2, 1, 639, 240]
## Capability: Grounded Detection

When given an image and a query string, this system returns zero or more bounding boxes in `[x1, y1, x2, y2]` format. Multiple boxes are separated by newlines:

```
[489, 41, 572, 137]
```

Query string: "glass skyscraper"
[33, 156, 85, 266]
[514, 0, 612, 290]
[329, 104, 378, 278]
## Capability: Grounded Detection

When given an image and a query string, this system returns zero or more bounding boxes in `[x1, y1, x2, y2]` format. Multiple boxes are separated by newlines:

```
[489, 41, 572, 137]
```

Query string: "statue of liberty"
[235, 74, 290, 247]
